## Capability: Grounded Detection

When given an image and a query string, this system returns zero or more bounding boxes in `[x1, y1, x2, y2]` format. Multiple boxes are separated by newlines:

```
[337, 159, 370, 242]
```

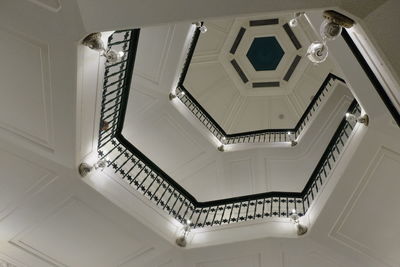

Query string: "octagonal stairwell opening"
[103, 20, 356, 205]
[95, 10, 379, 230]
[180, 13, 341, 138]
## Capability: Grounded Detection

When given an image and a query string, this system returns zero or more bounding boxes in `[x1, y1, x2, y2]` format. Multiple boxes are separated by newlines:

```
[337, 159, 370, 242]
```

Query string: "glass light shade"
[104, 49, 123, 63]
[320, 19, 342, 41]
[289, 18, 298, 28]
[199, 25, 207, 33]
[307, 41, 329, 64]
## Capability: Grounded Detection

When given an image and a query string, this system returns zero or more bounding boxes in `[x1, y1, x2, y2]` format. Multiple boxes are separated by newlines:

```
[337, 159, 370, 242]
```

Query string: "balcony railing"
[98, 29, 140, 150]
[174, 27, 346, 146]
[96, 29, 360, 228]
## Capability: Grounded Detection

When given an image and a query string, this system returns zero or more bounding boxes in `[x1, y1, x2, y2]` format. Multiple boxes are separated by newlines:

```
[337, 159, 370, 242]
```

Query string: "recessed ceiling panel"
[246, 36, 285, 71]
[13, 198, 148, 266]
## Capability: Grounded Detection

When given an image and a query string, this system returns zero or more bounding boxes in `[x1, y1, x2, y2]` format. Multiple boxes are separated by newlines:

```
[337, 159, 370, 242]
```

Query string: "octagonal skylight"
[246, 36, 285, 71]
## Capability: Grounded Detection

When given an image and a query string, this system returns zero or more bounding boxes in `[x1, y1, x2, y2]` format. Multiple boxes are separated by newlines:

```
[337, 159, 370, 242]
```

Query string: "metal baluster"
[261, 198, 266, 218]
[245, 200, 250, 220]
[194, 208, 203, 227]
[228, 204, 235, 223]
[169, 193, 181, 215]
[144, 174, 158, 196]
[181, 201, 191, 222]
[162, 188, 176, 211]
[211, 206, 219, 226]
[157, 184, 170, 205]
[236, 202, 243, 222]
[219, 205, 227, 225]
[120, 158, 140, 180]
[137, 169, 152, 190]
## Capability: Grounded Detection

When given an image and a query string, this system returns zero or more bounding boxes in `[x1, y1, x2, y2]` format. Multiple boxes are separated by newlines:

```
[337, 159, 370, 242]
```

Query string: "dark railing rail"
[97, 29, 361, 228]
[98, 29, 140, 149]
[175, 27, 346, 145]
[342, 30, 400, 127]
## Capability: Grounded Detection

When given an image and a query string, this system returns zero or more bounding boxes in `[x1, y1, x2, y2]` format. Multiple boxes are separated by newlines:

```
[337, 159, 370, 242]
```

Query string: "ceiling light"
[169, 90, 184, 101]
[345, 113, 369, 126]
[289, 12, 305, 28]
[289, 18, 298, 28]
[79, 159, 108, 177]
[307, 10, 355, 64]
[194, 21, 207, 33]
[287, 132, 297, 147]
[81, 32, 125, 63]
[176, 220, 191, 247]
[199, 25, 208, 33]
[321, 10, 355, 41]
[306, 41, 329, 64]
[100, 120, 110, 131]
[320, 19, 342, 41]
[168, 92, 176, 101]
[290, 209, 308, 236]
[102, 49, 124, 63]
[118, 51, 125, 58]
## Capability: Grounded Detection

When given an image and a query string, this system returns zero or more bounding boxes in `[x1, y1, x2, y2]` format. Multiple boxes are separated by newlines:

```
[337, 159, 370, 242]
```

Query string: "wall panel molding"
[10, 197, 152, 267]
[0, 26, 54, 153]
[330, 146, 400, 267]
[134, 25, 174, 86]
[0, 148, 57, 222]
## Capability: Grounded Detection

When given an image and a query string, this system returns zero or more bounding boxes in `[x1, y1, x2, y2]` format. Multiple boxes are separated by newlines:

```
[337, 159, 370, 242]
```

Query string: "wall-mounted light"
[82, 32, 125, 63]
[194, 21, 207, 33]
[290, 209, 308, 236]
[289, 12, 305, 28]
[79, 159, 108, 177]
[287, 131, 298, 147]
[169, 92, 177, 101]
[345, 113, 369, 126]
[176, 220, 191, 247]
[217, 145, 225, 152]
[100, 120, 110, 131]
[169, 90, 185, 101]
[306, 10, 355, 64]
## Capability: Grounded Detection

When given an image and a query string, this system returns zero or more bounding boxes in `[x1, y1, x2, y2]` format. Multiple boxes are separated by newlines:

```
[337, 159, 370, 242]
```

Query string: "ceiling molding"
[195, 253, 261, 267]
[134, 25, 174, 87]
[25, 0, 61, 12]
